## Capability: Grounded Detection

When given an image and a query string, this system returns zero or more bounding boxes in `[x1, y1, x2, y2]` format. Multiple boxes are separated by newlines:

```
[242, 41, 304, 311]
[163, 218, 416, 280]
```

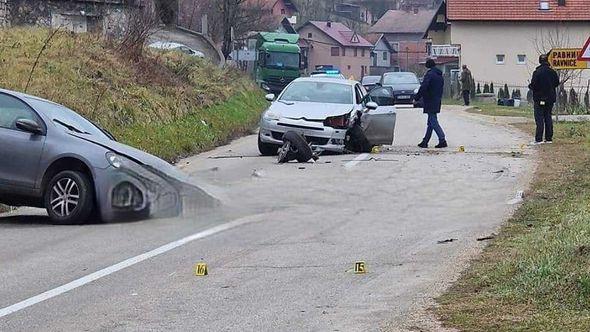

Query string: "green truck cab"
[255, 32, 302, 94]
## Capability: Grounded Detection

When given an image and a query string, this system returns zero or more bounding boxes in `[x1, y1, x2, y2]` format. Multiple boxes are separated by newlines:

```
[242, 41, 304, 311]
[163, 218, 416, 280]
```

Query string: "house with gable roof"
[297, 21, 373, 80]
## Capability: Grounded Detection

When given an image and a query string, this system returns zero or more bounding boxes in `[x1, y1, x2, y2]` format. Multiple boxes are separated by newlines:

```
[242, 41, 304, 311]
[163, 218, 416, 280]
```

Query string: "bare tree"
[118, 3, 160, 61]
[196, 0, 275, 59]
[25, 27, 61, 92]
[532, 22, 584, 114]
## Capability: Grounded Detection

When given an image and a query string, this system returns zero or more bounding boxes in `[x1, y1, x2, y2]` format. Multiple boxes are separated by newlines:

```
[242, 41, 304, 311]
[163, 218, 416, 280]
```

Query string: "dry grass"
[0, 27, 266, 161]
[437, 121, 590, 331]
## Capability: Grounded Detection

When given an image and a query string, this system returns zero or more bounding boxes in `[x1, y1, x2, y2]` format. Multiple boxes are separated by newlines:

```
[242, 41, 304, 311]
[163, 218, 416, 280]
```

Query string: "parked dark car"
[0, 88, 205, 224]
[361, 75, 381, 91]
[380, 72, 421, 105]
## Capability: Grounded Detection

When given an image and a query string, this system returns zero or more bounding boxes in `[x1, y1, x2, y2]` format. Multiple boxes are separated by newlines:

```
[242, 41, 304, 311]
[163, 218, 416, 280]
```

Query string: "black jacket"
[415, 67, 444, 114]
[528, 64, 560, 105]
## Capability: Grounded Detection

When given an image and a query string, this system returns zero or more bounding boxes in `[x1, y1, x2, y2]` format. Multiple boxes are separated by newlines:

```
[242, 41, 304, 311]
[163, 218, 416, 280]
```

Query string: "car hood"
[69, 133, 189, 181]
[69, 133, 220, 208]
[383, 83, 420, 92]
[268, 101, 354, 121]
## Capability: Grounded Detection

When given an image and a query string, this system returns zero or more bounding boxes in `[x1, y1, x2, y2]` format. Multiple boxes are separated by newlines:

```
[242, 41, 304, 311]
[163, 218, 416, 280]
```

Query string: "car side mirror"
[265, 93, 276, 102]
[15, 118, 43, 135]
[366, 102, 378, 110]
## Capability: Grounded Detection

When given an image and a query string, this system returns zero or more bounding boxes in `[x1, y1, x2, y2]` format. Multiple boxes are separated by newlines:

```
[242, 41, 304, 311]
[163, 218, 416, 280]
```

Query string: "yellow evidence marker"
[354, 261, 367, 274]
[371, 146, 381, 154]
[195, 262, 208, 276]
[458, 145, 465, 153]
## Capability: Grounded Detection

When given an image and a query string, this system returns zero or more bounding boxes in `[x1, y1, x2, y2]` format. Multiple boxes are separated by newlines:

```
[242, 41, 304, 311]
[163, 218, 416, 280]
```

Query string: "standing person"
[460, 65, 473, 106]
[528, 54, 560, 144]
[415, 59, 447, 148]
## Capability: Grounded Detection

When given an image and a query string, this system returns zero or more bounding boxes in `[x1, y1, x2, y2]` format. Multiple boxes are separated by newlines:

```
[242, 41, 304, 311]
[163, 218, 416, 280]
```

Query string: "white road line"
[0, 214, 263, 319]
[344, 153, 370, 169]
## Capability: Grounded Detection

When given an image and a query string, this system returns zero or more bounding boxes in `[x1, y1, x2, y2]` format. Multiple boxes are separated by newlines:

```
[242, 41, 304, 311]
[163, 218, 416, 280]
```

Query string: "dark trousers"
[423, 113, 446, 143]
[534, 103, 554, 142]
[462, 90, 470, 106]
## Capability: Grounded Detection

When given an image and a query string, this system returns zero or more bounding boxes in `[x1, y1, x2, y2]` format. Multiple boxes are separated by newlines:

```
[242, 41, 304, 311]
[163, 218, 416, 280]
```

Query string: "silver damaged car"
[0, 88, 211, 224]
[258, 77, 397, 155]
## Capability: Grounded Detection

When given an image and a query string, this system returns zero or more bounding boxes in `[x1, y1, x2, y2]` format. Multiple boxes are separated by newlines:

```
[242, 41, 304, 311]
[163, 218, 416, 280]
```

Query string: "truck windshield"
[266, 52, 299, 70]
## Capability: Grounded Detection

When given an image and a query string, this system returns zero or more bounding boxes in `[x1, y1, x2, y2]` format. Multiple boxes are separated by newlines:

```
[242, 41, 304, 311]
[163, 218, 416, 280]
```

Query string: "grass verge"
[466, 102, 534, 118]
[437, 120, 590, 330]
[0, 27, 267, 162]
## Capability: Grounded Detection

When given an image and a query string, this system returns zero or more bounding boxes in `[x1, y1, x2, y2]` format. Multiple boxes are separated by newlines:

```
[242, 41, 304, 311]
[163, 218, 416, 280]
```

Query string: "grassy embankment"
[0, 28, 268, 213]
[0, 28, 267, 161]
[437, 105, 590, 330]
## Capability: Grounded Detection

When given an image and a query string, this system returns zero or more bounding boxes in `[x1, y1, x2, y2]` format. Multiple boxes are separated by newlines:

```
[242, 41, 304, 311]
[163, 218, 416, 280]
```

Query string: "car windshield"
[362, 76, 381, 85]
[280, 81, 353, 104]
[266, 52, 299, 70]
[383, 73, 419, 85]
[25, 97, 111, 139]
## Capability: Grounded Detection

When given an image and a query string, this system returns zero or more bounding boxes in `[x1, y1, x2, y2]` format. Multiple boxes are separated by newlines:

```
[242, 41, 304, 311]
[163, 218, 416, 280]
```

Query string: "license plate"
[397, 95, 411, 99]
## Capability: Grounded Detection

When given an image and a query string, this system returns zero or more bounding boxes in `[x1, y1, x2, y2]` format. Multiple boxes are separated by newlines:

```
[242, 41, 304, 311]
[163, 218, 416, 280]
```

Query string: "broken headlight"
[112, 181, 144, 209]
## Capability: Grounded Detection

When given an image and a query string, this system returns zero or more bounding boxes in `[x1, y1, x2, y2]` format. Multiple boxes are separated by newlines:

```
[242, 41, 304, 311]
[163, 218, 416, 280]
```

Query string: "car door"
[0, 93, 46, 190]
[358, 85, 396, 145]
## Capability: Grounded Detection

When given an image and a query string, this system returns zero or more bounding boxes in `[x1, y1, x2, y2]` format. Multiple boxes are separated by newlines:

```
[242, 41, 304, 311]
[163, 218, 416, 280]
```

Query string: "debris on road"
[477, 234, 496, 241]
[277, 131, 320, 164]
[437, 238, 458, 244]
[507, 190, 525, 205]
[492, 170, 505, 174]
[252, 169, 264, 178]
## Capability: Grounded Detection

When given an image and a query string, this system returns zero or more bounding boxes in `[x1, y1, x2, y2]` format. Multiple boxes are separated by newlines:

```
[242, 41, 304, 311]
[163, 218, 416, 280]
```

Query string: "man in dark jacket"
[528, 54, 560, 144]
[460, 65, 473, 106]
[414, 59, 447, 148]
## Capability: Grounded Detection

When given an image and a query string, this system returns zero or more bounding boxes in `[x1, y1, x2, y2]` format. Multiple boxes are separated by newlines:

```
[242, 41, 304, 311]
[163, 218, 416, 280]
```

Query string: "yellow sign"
[549, 48, 588, 70]
[354, 261, 366, 274]
[195, 262, 208, 276]
[458, 145, 465, 153]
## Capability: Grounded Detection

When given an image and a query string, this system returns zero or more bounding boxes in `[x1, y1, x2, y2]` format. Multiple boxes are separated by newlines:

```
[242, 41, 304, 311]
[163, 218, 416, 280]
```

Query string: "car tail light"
[324, 114, 349, 129]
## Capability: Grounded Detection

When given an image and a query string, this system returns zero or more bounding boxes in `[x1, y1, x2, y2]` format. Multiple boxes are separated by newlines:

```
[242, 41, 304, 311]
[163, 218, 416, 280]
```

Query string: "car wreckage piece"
[277, 131, 319, 163]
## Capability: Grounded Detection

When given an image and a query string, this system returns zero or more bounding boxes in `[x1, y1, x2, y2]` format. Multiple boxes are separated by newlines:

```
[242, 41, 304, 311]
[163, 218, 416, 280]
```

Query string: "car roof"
[149, 41, 187, 49]
[0, 88, 70, 110]
[383, 71, 417, 76]
[294, 77, 357, 85]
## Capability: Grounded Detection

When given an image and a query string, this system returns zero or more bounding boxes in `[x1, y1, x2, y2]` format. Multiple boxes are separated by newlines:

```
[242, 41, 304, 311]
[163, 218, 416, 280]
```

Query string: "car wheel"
[44, 170, 94, 225]
[283, 131, 314, 163]
[258, 134, 280, 156]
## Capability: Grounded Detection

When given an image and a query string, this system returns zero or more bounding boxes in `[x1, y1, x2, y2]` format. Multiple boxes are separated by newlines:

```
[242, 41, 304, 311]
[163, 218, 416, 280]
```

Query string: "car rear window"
[382, 73, 419, 85]
[280, 81, 353, 104]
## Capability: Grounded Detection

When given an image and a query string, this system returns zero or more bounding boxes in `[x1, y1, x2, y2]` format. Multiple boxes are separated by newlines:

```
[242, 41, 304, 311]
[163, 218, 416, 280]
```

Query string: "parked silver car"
[0, 89, 200, 224]
[258, 77, 396, 154]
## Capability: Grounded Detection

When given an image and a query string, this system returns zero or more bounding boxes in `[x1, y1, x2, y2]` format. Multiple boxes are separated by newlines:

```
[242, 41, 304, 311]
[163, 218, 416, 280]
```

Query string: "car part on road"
[277, 131, 318, 163]
[345, 113, 373, 153]
[44, 170, 94, 224]
[437, 238, 458, 244]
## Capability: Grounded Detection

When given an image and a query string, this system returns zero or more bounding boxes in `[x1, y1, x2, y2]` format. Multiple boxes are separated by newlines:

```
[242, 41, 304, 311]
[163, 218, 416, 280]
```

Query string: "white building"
[447, 0, 590, 92]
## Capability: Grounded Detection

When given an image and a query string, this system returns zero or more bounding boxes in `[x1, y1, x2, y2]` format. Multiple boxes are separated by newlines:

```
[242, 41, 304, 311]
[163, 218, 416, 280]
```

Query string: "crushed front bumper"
[259, 117, 347, 153]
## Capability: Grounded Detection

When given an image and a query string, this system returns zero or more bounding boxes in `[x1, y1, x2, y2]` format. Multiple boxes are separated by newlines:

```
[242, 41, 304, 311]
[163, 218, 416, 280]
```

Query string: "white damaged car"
[258, 77, 396, 155]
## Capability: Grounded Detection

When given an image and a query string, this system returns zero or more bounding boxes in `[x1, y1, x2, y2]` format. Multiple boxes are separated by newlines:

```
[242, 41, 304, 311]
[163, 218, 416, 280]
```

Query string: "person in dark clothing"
[460, 65, 473, 106]
[414, 59, 447, 148]
[528, 54, 560, 144]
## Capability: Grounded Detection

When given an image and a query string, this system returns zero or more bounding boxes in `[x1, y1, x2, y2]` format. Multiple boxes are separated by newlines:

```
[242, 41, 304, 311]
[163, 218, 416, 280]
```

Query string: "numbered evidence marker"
[354, 261, 367, 274]
[195, 262, 208, 276]
[458, 145, 466, 153]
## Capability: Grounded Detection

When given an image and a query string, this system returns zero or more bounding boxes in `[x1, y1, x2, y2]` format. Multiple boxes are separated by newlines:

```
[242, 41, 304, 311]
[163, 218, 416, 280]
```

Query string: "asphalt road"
[0, 106, 534, 331]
